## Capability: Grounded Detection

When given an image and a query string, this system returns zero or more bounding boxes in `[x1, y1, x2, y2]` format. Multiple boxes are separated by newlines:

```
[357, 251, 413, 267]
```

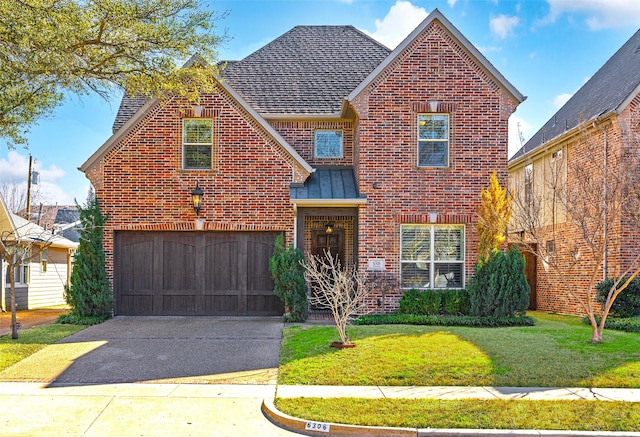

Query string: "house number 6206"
[305, 421, 331, 432]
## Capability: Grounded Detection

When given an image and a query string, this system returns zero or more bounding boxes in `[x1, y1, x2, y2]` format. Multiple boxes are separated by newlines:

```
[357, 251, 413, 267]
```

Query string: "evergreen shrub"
[467, 245, 529, 317]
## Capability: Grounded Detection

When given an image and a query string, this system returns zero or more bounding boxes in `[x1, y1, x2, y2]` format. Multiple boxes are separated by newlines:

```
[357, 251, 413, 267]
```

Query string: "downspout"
[593, 120, 609, 280]
[292, 203, 298, 249]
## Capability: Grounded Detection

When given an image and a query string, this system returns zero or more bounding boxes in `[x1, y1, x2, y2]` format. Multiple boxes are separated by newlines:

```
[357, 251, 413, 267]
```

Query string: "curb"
[261, 399, 640, 437]
[261, 398, 417, 436]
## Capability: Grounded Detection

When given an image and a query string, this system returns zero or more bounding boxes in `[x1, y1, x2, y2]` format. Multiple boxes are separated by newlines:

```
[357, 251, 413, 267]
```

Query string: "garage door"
[114, 231, 284, 316]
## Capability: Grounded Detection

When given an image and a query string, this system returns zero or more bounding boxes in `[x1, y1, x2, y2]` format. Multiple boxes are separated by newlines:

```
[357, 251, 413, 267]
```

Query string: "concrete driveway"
[0, 317, 284, 385]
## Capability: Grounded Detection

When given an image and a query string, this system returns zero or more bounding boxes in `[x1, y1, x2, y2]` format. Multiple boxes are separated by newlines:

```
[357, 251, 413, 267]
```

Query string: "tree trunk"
[9, 261, 18, 339]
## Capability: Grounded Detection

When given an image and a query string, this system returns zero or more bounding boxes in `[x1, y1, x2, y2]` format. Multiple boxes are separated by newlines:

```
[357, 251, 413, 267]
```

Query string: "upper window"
[183, 119, 213, 170]
[418, 114, 449, 167]
[314, 130, 343, 159]
[400, 224, 465, 289]
[524, 163, 533, 207]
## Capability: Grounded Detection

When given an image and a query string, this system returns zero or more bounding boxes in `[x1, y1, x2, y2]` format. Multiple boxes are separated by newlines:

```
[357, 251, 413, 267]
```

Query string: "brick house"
[508, 29, 640, 315]
[80, 9, 524, 317]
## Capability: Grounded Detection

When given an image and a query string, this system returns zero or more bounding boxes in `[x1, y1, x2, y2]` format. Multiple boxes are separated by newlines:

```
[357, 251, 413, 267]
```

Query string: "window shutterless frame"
[314, 130, 343, 159]
[400, 224, 465, 289]
[182, 119, 213, 170]
[417, 113, 449, 168]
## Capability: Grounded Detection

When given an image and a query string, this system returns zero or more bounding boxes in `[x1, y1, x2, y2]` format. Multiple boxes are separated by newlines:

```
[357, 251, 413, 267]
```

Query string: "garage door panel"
[163, 240, 197, 291]
[115, 231, 283, 316]
[119, 294, 154, 315]
[205, 240, 238, 292]
[119, 240, 155, 292]
[163, 294, 196, 314]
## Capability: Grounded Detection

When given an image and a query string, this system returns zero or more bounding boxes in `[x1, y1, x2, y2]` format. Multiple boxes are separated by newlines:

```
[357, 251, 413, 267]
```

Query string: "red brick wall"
[518, 95, 640, 315]
[85, 87, 298, 281]
[351, 21, 518, 311]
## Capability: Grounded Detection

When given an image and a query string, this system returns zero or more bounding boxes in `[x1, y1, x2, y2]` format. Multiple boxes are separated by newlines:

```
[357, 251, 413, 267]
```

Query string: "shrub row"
[397, 289, 469, 316]
[582, 316, 640, 333]
[354, 314, 534, 327]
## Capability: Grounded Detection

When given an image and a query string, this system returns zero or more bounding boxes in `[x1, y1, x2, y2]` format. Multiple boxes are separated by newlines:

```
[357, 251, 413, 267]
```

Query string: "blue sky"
[1, 0, 639, 206]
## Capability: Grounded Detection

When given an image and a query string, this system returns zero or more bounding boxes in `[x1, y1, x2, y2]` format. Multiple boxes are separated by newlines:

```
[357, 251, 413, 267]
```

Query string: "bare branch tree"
[511, 120, 640, 342]
[1, 220, 56, 338]
[304, 250, 371, 346]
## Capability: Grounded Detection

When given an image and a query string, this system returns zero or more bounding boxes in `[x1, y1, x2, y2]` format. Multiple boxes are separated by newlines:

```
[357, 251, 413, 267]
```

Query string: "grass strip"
[275, 398, 640, 432]
[0, 324, 86, 371]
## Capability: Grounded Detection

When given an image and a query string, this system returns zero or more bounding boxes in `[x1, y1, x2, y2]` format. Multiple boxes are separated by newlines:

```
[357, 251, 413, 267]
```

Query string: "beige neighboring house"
[1, 196, 77, 311]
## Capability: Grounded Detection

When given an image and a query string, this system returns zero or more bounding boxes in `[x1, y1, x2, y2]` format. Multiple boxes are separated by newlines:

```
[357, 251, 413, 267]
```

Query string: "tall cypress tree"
[65, 188, 112, 320]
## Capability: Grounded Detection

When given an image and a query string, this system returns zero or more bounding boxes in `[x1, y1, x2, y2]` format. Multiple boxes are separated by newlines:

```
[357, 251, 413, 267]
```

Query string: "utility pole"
[25, 155, 32, 220]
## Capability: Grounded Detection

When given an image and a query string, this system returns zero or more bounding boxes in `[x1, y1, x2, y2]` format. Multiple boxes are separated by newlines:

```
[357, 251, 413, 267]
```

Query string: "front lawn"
[279, 312, 640, 387]
[277, 312, 640, 431]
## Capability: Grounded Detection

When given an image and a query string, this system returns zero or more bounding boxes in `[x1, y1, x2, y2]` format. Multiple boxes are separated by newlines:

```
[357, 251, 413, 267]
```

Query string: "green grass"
[279, 312, 640, 387]
[277, 312, 640, 431]
[0, 324, 86, 371]
[275, 398, 640, 431]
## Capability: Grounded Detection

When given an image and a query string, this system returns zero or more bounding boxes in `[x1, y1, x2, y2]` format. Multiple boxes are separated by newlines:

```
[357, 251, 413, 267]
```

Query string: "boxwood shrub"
[397, 289, 469, 316]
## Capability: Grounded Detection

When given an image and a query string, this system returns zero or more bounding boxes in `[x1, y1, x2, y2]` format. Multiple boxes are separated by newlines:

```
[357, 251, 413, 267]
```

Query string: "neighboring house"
[508, 30, 640, 315]
[80, 9, 524, 317]
[1, 197, 78, 311]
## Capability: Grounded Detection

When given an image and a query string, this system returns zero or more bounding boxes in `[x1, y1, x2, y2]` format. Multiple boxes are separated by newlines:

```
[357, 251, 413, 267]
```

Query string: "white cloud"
[364, 0, 428, 49]
[553, 93, 573, 110]
[0, 151, 75, 205]
[447, 0, 457, 7]
[490, 14, 520, 39]
[509, 115, 533, 158]
[541, 0, 640, 29]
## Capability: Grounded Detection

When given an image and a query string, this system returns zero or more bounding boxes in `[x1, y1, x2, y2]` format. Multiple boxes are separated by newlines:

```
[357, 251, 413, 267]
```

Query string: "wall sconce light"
[191, 182, 204, 216]
[192, 105, 203, 117]
[325, 222, 334, 234]
[428, 100, 439, 112]
[428, 211, 438, 223]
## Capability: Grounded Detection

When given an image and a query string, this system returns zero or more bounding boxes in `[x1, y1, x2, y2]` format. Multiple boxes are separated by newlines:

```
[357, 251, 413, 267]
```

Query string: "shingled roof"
[222, 25, 390, 115]
[111, 26, 390, 132]
[510, 29, 640, 162]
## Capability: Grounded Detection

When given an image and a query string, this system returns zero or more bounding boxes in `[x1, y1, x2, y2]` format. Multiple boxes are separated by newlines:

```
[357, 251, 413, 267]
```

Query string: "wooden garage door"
[114, 231, 283, 316]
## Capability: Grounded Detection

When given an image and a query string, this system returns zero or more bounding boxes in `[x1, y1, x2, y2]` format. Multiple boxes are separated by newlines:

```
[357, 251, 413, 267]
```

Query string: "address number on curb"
[305, 421, 331, 432]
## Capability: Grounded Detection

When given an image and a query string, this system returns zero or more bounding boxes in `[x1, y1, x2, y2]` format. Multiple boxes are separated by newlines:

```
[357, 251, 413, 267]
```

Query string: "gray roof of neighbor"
[222, 26, 390, 115]
[511, 29, 640, 161]
[290, 167, 362, 200]
[111, 26, 390, 132]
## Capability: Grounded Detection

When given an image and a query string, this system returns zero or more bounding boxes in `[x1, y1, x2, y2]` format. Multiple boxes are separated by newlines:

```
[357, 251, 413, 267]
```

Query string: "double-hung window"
[183, 119, 213, 170]
[400, 224, 465, 289]
[417, 114, 449, 167]
[314, 130, 343, 159]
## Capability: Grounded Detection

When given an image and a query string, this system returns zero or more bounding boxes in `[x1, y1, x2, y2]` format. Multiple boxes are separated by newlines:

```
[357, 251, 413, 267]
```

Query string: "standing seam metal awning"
[290, 167, 366, 206]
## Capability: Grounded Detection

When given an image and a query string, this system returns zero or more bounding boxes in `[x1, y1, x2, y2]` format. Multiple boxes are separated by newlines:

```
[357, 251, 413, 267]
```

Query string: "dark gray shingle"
[511, 29, 640, 161]
[221, 26, 391, 115]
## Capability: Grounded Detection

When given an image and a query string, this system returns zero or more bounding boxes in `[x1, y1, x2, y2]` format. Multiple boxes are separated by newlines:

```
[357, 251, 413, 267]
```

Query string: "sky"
[1, 0, 640, 207]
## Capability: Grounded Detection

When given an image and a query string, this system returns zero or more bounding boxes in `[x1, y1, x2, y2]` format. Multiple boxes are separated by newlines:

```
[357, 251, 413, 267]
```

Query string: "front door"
[312, 229, 344, 265]
[310, 229, 345, 311]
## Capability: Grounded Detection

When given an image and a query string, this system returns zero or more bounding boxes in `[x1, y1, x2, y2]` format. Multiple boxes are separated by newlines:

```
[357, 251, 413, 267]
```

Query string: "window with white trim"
[400, 224, 465, 289]
[418, 114, 449, 167]
[183, 119, 213, 170]
[314, 130, 343, 159]
[5, 264, 29, 285]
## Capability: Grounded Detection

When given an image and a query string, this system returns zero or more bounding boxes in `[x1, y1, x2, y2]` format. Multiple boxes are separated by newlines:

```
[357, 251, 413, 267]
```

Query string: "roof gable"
[347, 8, 525, 105]
[80, 79, 313, 176]
[511, 29, 640, 162]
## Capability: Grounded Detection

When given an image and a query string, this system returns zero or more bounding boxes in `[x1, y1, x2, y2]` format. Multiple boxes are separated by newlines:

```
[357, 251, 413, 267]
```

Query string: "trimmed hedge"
[583, 316, 640, 333]
[354, 314, 534, 327]
[398, 289, 469, 316]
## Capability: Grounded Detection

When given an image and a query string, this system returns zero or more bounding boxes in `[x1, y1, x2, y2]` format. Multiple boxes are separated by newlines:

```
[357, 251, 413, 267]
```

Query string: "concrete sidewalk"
[1, 382, 639, 437]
